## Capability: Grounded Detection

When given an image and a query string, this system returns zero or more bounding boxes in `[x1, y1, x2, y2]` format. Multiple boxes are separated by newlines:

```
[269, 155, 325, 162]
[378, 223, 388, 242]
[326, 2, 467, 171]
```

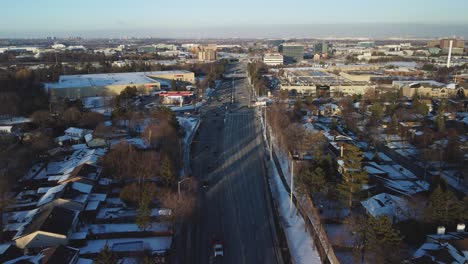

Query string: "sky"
[2, 0, 468, 38]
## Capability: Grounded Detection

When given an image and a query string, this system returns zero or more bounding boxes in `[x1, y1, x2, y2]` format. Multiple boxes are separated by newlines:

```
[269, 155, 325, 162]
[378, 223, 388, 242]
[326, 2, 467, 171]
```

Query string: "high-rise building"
[315, 42, 330, 54]
[322, 42, 329, 54]
[440, 38, 464, 49]
[280, 44, 304, 64]
[198, 44, 217, 61]
[439, 38, 465, 54]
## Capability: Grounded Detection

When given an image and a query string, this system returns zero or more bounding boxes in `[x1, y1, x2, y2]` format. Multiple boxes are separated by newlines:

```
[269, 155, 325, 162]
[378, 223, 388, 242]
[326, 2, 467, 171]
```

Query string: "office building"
[198, 44, 217, 61]
[427, 38, 465, 54]
[280, 44, 304, 64]
[263, 53, 284, 66]
[315, 42, 330, 54]
[357, 41, 375, 48]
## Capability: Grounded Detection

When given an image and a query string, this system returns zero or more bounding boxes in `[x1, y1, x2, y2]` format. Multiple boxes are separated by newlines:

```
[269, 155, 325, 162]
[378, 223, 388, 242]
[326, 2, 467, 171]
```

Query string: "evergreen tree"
[387, 113, 398, 134]
[337, 144, 368, 208]
[365, 215, 402, 264]
[425, 186, 462, 225]
[412, 97, 429, 116]
[435, 110, 445, 132]
[369, 103, 383, 125]
[462, 196, 468, 222]
[160, 155, 175, 187]
[297, 166, 326, 194]
[171, 79, 179, 91]
[136, 200, 151, 230]
[94, 244, 117, 264]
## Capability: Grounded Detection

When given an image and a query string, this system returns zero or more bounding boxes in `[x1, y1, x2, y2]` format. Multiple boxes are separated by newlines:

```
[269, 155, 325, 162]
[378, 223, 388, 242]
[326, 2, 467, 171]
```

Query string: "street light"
[178, 177, 192, 196]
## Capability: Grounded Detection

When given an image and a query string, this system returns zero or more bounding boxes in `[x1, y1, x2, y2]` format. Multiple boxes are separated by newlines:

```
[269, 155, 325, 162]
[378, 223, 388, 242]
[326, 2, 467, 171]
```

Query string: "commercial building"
[280, 44, 304, 64]
[263, 53, 284, 66]
[357, 41, 375, 48]
[315, 42, 330, 54]
[400, 83, 466, 98]
[278, 69, 374, 96]
[45, 70, 195, 99]
[428, 38, 465, 54]
[198, 44, 217, 61]
[440, 38, 465, 49]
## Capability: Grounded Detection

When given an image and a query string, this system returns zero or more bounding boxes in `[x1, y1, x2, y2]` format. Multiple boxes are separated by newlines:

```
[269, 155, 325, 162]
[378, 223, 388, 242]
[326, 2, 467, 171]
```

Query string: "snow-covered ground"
[259, 109, 321, 264]
[177, 116, 200, 176]
[268, 158, 322, 264]
[177, 116, 199, 146]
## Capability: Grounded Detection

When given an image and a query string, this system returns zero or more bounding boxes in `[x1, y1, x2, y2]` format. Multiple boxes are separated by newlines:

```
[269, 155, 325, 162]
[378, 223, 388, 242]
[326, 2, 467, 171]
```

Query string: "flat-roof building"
[263, 53, 283, 66]
[44, 71, 195, 99]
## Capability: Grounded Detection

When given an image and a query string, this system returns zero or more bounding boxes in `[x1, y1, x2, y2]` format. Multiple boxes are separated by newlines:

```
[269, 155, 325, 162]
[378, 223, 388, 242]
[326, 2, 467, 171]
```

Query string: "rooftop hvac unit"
[437, 226, 446, 235]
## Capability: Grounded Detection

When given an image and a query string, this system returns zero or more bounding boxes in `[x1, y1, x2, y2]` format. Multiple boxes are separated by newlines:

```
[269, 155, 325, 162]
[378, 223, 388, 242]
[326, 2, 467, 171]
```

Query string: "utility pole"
[290, 160, 294, 214]
[265, 108, 272, 158]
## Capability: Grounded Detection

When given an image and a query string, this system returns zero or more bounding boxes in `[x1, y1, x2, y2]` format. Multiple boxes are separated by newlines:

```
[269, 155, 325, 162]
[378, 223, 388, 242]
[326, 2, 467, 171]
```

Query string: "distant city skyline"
[2, 0, 468, 38]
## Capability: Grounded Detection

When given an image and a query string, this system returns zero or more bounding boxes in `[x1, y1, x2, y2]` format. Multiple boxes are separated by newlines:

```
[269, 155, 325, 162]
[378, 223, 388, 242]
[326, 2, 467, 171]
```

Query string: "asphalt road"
[187, 63, 279, 264]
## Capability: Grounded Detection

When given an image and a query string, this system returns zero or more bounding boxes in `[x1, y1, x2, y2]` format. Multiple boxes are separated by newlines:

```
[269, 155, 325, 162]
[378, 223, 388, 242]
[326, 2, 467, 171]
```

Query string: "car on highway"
[202, 180, 209, 189]
[213, 242, 224, 257]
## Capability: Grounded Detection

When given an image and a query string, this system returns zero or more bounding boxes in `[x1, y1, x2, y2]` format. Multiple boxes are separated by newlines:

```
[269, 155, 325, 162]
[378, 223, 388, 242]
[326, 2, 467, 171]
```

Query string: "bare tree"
[159, 189, 196, 223]
[62, 107, 82, 125]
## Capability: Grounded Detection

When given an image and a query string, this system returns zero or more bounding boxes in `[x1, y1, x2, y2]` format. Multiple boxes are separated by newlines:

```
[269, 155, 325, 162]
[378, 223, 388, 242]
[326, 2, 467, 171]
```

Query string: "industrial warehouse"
[44, 70, 195, 99]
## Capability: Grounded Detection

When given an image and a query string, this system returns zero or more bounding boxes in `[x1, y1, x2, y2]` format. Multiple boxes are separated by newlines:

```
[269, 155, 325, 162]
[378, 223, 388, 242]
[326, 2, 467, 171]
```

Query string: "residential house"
[64, 127, 92, 141]
[36, 182, 93, 211]
[13, 204, 79, 250]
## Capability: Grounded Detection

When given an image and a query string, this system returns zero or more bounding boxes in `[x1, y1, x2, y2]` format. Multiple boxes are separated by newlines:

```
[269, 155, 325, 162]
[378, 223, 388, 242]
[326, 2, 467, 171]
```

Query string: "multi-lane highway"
[185, 62, 281, 264]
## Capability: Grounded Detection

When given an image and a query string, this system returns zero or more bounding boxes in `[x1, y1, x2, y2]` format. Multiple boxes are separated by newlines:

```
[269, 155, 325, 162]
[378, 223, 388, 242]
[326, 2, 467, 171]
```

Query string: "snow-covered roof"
[96, 208, 171, 220]
[55, 135, 72, 142]
[361, 193, 411, 223]
[413, 241, 467, 263]
[365, 162, 417, 180]
[78, 237, 172, 255]
[377, 177, 430, 196]
[36, 184, 66, 207]
[84, 200, 100, 211]
[110, 138, 150, 150]
[45, 70, 191, 90]
[65, 127, 88, 135]
[79, 222, 171, 235]
[36, 182, 93, 207]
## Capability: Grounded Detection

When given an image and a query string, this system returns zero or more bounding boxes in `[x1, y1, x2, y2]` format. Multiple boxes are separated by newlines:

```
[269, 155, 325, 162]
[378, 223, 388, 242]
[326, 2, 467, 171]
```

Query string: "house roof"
[37, 182, 93, 207]
[361, 193, 410, 222]
[15, 203, 78, 239]
[66, 163, 101, 183]
[39, 206, 77, 236]
[413, 241, 467, 264]
[40, 245, 79, 264]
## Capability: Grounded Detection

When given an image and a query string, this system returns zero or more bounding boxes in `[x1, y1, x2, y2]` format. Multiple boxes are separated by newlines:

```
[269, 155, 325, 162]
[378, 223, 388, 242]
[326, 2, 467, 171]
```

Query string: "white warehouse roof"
[45, 70, 192, 90]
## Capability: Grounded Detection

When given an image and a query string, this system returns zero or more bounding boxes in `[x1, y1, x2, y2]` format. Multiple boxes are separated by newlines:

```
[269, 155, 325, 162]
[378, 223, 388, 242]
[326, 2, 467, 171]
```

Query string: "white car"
[213, 243, 224, 257]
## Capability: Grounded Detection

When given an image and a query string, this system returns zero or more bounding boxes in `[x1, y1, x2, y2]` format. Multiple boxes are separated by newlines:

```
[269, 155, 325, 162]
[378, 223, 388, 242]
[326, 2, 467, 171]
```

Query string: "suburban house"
[13, 203, 79, 250]
[36, 182, 93, 211]
[64, 127, 92, 141]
